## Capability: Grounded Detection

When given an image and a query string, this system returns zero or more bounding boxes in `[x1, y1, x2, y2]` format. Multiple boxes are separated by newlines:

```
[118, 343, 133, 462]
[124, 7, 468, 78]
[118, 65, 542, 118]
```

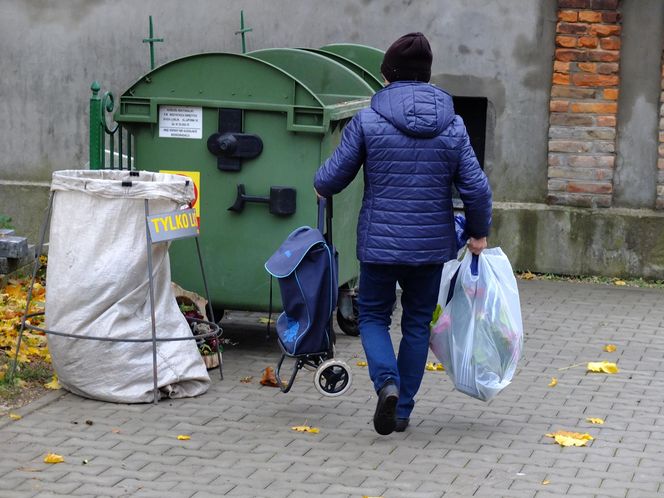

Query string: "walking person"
[314, 33, 492, 435]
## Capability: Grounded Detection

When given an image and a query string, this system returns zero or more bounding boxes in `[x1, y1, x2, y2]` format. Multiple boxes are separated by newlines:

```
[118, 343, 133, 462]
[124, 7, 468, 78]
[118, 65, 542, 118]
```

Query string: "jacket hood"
[370, 81, 455, 138]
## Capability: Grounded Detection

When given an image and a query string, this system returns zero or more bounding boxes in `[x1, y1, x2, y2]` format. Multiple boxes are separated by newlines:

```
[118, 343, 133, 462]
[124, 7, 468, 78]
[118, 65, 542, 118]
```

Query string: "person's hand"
[467, 237, 487, 255]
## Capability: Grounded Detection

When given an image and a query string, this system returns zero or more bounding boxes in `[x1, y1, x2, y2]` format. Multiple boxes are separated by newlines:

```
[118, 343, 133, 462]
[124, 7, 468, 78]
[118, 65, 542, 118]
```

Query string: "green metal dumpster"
[113, 49, 375, 318]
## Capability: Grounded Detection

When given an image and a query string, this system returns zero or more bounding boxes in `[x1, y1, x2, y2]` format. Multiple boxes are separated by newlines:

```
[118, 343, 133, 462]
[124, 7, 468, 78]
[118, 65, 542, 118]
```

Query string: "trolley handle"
[317, 197, 333, 246]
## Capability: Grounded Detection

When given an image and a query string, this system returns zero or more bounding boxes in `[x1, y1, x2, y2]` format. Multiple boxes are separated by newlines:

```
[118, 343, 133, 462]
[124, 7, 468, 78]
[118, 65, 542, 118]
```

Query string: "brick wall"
[658, 50, 664, 210]
[547, 0, 621, 208]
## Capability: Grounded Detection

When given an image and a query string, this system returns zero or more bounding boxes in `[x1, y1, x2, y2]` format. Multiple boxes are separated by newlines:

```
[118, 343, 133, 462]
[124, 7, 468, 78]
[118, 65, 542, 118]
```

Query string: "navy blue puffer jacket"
[314, 81, 492, 265]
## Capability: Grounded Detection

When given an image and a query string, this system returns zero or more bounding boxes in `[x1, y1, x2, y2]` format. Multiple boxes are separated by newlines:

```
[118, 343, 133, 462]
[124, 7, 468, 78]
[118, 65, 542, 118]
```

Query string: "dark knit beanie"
[380, 32, 432, 83]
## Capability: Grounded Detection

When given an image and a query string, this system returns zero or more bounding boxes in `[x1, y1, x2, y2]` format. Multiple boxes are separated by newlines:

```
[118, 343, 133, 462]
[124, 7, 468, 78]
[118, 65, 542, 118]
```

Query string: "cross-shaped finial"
[143, 16, 164, 70]
[234, 10, 252, 54]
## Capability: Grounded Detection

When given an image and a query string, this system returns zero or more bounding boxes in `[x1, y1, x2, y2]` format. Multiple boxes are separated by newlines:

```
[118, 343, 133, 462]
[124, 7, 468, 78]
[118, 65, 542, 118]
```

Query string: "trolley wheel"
[336, 306, 360, 337]
[314, 359, 352, 397]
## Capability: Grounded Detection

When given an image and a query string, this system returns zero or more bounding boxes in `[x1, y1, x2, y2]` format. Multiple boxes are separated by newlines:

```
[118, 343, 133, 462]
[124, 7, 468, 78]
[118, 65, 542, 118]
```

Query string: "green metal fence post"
[143, 16, 164, 70]
[89, 81, 102, 170]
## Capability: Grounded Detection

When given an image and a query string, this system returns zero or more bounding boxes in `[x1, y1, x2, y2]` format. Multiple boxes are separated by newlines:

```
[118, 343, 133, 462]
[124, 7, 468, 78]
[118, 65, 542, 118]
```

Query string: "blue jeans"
[358, 262, 443, 419]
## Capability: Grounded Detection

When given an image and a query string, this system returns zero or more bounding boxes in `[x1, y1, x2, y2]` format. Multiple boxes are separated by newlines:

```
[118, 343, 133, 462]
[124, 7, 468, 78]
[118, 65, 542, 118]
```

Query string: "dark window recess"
[452, 96, 488, 169]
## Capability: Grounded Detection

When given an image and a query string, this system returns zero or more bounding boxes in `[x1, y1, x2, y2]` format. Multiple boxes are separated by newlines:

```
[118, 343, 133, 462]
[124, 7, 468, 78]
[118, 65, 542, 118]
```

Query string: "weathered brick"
[550, 100, 570, 112]
[590, 24, 621, 37]
[548, 179, 567, 192]
[558, 22, 589, 35]
[596, 115, 617, 127]
[551, 86, 597, 99]
[556, 49, 587, 62]
[547, 192, 612, 207]
[548, 154, 564, 168]
[587, 50, 620, 62]
[603, 88, 619, 100]
[578, 36, 599, 48]
[658, 158, 664, 170]
[591, 0, 619, 9]
[568, 181, 612, 194]
[597, 62, 619, 74]
[601, 11, 620, 23]
[578, 62, 597, 73]
[559, 0, 592, 7]
[549, 126, 615, 140]
[578, 11, 603, 23]
[572, 73, 619, 87]
[556, 35, 578, 48]
[568, 155, 615, 168]
[570, 101, 618, 113]
[559, 10, 579, 22]
[595, 140, 616, 153]
[550, 113, 595, 126]
[600, 36, 621, 50]
[549, 140, 593, 153]
[553, 72, 571, 85]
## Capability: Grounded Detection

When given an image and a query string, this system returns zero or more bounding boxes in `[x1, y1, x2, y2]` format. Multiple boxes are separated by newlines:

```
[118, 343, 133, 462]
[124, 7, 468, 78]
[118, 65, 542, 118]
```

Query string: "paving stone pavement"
[1, 280, 664, 498]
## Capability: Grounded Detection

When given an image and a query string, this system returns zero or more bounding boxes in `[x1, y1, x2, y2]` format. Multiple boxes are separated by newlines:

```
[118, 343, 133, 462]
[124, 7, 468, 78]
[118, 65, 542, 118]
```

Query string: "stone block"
[0, 229, 14, 237]
[0, 236, 28, 258]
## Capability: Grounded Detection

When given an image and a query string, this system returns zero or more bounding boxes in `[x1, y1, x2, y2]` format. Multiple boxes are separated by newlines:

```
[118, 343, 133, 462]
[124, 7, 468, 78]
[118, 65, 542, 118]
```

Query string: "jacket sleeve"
[314, 113, 366, 197]
[453, 119, 493, 238]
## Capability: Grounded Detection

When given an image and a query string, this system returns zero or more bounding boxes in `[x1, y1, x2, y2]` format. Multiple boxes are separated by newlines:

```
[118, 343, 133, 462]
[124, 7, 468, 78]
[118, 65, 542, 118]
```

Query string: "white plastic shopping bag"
[430, 248, 523, 401]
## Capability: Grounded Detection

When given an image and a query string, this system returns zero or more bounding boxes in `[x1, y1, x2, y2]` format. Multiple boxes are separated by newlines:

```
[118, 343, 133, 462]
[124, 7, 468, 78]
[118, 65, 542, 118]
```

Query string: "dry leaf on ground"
[43, 453, 65, 464]
[8, 413, 22, 420]
[613, 280, 626, 286]
[44, 375, 60, 390]
[603, 344, 617, 353]
[356, 361, 367, 367]
[259, 367, 280, 387]
[291, 425, 320, 434]
[240, 376, 253, 383]
[587, 361, 619, 374]
[548, 377, 558, 387]
[546, 430, 593, 447]
[586, 417, 604, 425]
[425, 362, 444, 371]
[176, 435, 191, 440]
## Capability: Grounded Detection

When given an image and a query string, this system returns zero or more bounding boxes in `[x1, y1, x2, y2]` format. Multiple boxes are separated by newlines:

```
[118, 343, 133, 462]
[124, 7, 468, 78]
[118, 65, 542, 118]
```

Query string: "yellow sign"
[160, 170, 201, 225]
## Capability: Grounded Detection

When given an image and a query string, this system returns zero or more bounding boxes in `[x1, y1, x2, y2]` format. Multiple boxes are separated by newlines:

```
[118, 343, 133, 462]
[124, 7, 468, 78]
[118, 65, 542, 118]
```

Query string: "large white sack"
[46, 170, 210, 403]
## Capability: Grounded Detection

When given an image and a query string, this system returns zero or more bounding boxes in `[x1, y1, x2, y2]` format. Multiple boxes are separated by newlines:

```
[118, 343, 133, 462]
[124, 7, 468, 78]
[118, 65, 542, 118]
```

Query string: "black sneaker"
[373, 382, 399, 435]
[395, 418, 409, 432]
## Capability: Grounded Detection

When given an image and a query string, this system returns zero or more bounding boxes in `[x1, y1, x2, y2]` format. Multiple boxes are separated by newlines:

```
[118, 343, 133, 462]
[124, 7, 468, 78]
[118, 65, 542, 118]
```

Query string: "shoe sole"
[373, 393, 398, 435]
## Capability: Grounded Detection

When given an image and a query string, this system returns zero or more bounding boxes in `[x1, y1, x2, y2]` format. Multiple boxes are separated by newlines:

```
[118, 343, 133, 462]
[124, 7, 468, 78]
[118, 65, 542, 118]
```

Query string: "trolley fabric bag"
[429, 248, 523, 401]
[265, 225, 338, 356]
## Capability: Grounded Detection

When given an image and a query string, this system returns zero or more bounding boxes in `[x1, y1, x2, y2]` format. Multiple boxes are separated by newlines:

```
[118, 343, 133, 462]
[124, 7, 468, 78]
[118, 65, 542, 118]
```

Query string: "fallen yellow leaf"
[587, 361, 619, 374]
[521, 271, 535, 280]
[548, 377, 558, 387]
[44, 453, 65, 464]
[8, 413, 21, 421]
[44, 375, 60, 390]
[546, 430, 593, 447]
[425, 362, 445, 371]
[240, 376, 253, 383]
[356, 361, 368, 367]
[586, 417, 604, 425]
[291, 425, 320, 434]
[613, 280, 626, 286]
[542, 480, 550, 485]
[258, 317, 274, 325]
[604, 344, 617, 353]
[176, 435, 191, 440]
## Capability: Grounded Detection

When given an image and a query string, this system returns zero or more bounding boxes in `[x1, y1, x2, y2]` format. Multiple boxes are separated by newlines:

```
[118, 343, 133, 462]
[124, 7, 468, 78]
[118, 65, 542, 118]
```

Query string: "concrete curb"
[0, 389, 68, 430]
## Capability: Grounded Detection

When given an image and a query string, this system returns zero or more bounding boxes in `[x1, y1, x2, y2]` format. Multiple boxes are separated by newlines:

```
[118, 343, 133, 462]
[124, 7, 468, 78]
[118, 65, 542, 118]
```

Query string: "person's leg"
[396, 263, 443, 420]
[358, 262, 398, 393]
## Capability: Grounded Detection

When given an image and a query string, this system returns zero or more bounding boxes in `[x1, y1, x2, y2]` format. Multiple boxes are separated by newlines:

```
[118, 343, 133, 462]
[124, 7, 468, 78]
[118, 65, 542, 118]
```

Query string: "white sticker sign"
[159, 106, 202, 139]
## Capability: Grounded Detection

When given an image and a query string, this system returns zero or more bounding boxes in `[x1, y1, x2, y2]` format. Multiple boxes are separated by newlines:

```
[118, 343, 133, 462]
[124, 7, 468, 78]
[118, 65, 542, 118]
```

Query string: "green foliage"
[0, 215, 12, 230]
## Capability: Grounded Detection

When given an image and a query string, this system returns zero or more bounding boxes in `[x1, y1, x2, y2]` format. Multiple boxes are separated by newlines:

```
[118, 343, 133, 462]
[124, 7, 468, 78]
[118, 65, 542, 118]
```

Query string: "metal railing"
[89, 81, 133, 170]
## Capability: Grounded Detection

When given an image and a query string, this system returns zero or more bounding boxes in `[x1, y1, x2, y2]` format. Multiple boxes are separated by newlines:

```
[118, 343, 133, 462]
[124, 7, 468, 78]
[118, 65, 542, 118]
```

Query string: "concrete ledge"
[491, 202, 664, 279]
